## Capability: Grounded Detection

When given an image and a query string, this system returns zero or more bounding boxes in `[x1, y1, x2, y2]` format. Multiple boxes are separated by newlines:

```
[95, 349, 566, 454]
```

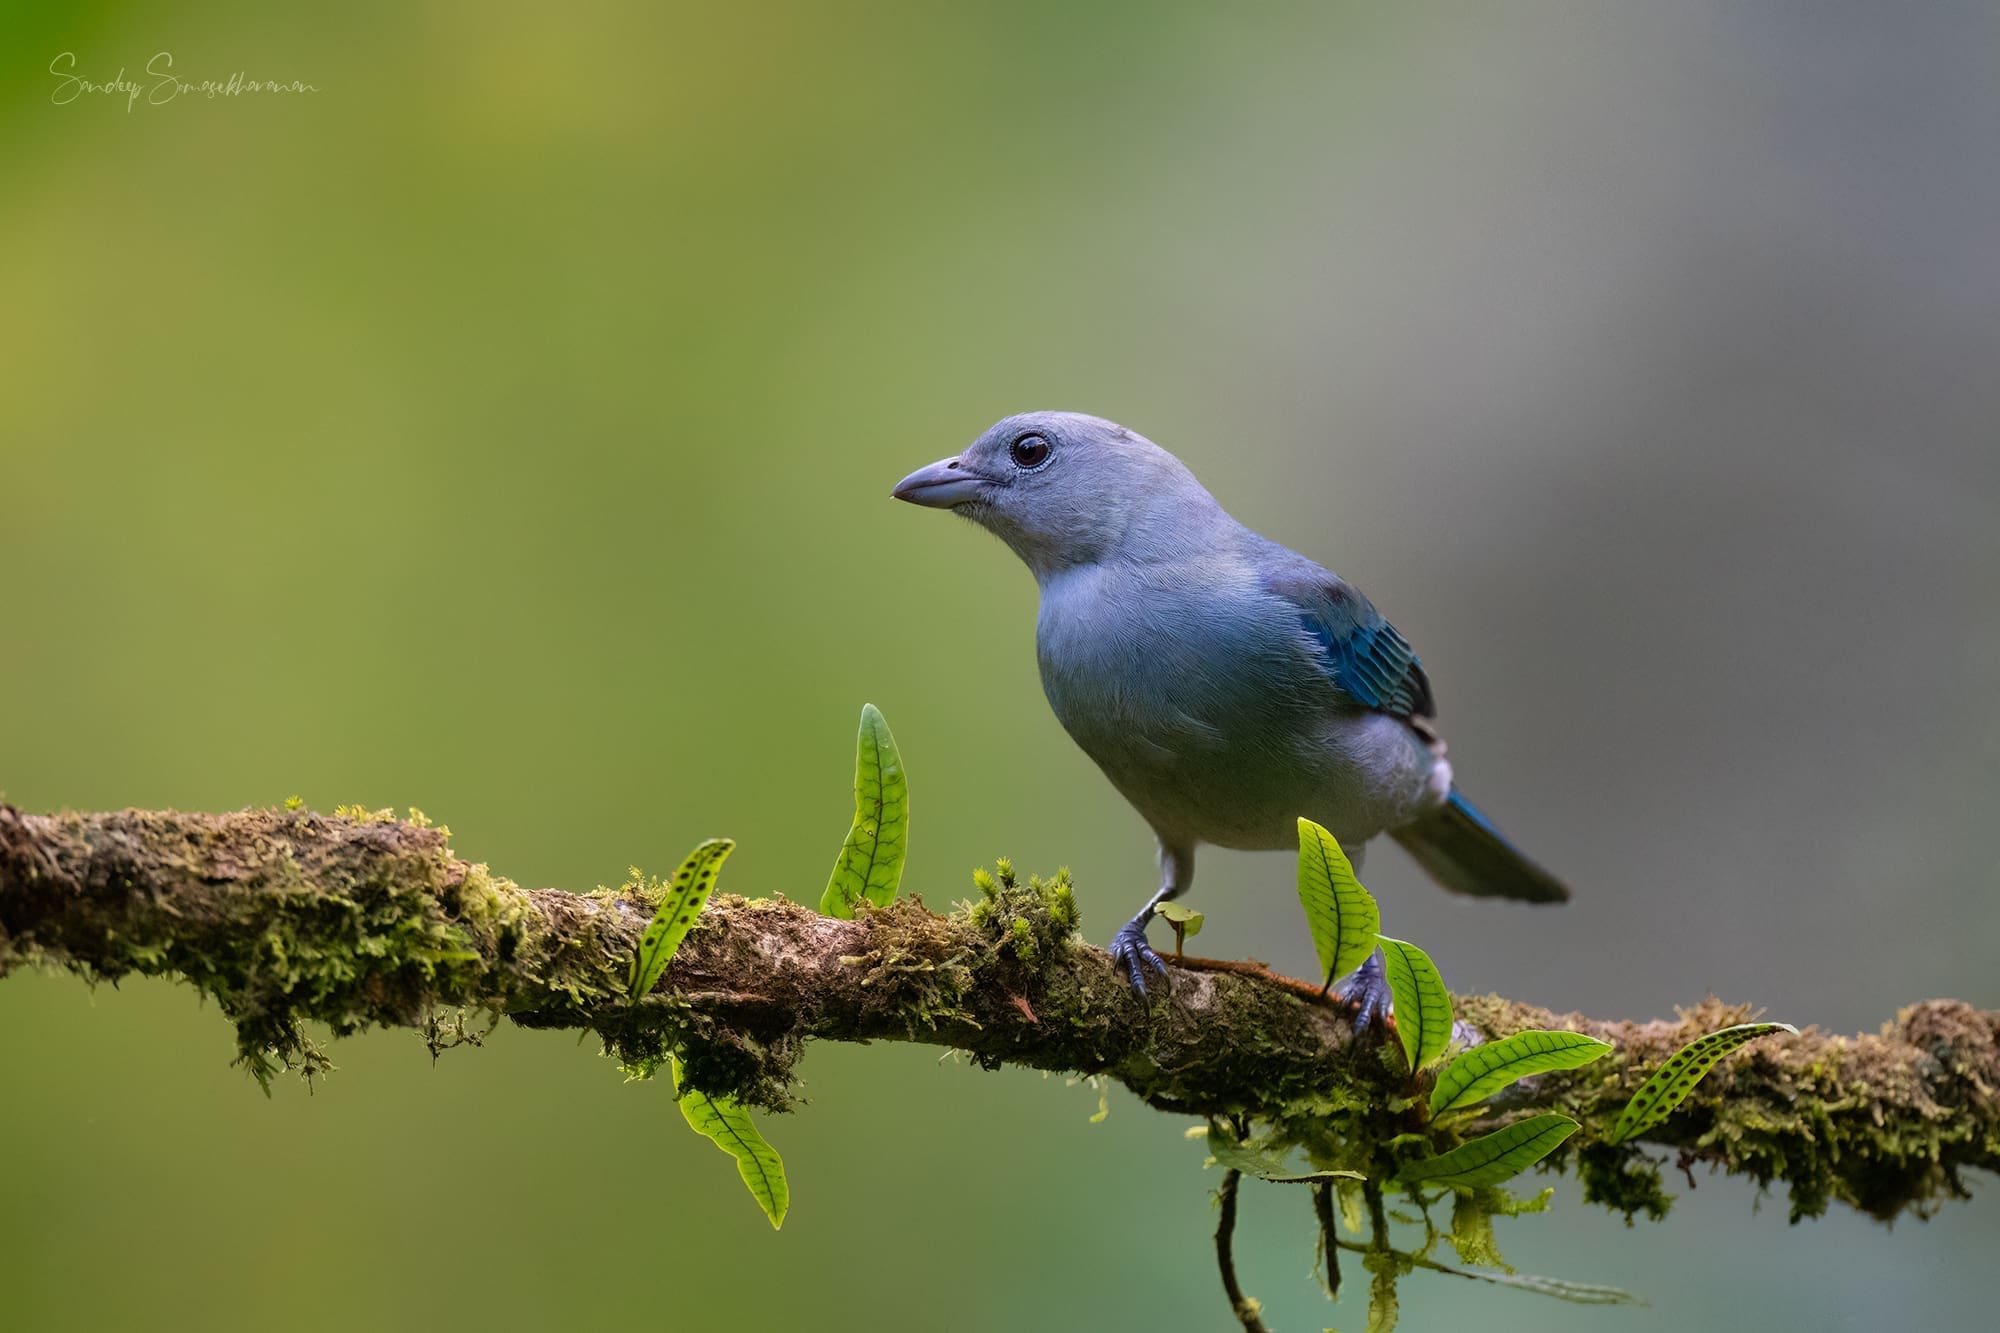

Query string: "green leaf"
[1295, 817, 1380, 990]
[670, 1056, 789, 1229]
[819, 703, 909, 918]
[1607, 1021, 1798, 1145]
[1377, 936, 1452, 1071]
[1429, 1030, 1613, 1115]
[1396, 1113, 1579, 1190]
[627, 838, 735, 1001]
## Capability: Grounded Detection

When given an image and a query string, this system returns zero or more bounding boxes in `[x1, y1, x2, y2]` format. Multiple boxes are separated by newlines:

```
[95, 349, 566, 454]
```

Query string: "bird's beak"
[891, 457, 992, 508]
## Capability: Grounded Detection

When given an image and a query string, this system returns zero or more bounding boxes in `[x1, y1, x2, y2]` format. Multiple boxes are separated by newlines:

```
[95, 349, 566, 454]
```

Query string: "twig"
[1163, 951, 1345, 1007]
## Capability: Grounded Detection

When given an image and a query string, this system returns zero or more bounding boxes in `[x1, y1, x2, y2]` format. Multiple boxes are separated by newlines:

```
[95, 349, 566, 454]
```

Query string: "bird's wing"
[1261, 561, 1435, 720]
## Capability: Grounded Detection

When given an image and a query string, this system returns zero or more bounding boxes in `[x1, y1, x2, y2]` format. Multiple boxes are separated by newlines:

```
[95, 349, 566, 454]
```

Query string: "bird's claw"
[1334, 951, 1394, 1036]
[1109, 921, 1169, 996]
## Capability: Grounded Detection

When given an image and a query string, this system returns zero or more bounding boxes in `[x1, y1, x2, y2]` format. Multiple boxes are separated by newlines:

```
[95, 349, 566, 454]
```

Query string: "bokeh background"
[3, 2, 1997, 1330]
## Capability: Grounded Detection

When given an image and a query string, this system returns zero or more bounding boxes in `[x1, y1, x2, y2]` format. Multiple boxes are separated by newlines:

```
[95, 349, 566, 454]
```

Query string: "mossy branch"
[2, 804, 1994, 1224]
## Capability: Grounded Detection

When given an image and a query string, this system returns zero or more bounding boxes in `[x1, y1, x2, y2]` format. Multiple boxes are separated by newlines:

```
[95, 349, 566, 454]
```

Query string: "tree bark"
[3, 803, 1993, 1223]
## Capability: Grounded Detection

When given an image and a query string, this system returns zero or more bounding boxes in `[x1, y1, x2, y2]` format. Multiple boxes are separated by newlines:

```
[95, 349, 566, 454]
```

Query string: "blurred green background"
[3, 2, 1997, 1329]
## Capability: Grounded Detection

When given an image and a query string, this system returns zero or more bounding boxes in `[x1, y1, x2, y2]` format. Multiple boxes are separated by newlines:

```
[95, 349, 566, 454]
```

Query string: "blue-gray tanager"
[893, 411, 1567, 1017]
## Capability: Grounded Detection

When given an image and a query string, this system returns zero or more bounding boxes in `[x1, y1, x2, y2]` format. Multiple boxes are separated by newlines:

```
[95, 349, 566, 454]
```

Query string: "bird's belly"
[1077, 714, 1436, 850]
[1040, 617, 1439, 850]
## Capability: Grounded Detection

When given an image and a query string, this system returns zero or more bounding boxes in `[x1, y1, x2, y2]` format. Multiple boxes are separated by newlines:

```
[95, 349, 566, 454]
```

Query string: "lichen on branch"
[1, 803, 1994, 1223]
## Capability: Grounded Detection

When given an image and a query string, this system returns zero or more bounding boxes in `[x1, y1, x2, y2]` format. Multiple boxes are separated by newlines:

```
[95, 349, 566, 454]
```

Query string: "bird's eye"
[1009, 433, 1051, 470]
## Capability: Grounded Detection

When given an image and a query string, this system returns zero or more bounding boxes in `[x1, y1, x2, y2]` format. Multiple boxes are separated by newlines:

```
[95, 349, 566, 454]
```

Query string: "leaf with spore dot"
[1395, 1113, 1579, 1190]
[670, 1055, 789, 1229]
[1607, 1022, 1797, 1145]
[819, 703, 909, 918]
[627, 838, 734, 1002]
[1295, 818, 1380, 991]
[1430, 1030, 1613, 1115]
[1378, 936, 1452, 1072]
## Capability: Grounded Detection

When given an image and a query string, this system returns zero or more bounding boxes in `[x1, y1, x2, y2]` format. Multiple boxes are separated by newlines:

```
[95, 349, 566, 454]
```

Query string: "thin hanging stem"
[1312, 1181, 1341, 1300]
[1216, 1168, 1274, 1333]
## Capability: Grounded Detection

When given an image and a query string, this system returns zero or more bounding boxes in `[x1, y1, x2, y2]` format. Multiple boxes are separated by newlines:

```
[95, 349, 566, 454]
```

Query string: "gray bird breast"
[1033, 563, 1440, 853]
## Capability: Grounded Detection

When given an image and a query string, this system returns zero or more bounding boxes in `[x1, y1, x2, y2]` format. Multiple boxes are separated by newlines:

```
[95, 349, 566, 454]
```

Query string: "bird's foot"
[1109, 919, 1169, 996]
[1334, 951, 1393, 1036]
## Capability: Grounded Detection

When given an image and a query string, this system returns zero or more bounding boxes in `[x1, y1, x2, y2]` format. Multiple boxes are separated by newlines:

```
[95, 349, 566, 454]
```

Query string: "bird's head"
[892, 411, 1221, 578]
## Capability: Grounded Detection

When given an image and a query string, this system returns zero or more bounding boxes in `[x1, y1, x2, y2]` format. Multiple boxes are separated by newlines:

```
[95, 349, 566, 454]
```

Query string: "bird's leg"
[1109, 840, 1194, 996]
[1333, 948, 1393, 1034]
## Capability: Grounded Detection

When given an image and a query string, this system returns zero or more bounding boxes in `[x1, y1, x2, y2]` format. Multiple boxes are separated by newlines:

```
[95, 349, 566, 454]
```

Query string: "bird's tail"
[1391, 789, 1569, 903]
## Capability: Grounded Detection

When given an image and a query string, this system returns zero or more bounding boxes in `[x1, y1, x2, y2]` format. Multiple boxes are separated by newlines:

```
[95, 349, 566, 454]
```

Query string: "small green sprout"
[1156, 902, 1203, 958]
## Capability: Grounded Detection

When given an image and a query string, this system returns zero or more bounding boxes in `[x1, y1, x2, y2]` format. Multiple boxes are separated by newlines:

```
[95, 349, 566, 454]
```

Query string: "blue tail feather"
[1390, 789, 1569, 904]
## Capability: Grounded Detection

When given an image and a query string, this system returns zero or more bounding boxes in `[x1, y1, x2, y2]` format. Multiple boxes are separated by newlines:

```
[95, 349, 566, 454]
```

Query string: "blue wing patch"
[1271, 572, 1435, 720]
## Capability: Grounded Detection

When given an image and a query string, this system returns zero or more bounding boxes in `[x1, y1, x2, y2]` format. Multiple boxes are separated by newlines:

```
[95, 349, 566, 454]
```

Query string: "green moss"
[8, 808, 553, 1090]
[1448, 1190, 1506, 1268]
[1576, 1142, 1673, 1223]
[1009, 918, 1037, 961]
[203, 849, 502, 1082]
[965, 860, 1079, 956]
